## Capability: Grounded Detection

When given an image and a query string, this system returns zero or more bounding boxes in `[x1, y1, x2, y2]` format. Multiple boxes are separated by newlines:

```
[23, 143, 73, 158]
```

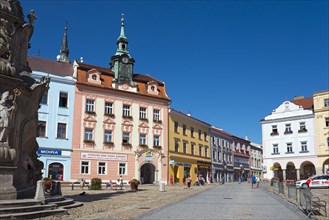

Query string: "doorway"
[48, 162, 63, 180]
[140, 163, 155, 184]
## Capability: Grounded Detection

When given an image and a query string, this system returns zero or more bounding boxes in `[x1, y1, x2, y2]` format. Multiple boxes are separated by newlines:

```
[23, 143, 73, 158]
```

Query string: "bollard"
[159, 182, 165, 192]
[34, 180, 46, 204]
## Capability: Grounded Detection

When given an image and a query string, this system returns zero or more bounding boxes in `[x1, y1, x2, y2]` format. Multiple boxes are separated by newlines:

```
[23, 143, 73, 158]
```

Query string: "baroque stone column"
[0, 0, 49, 200]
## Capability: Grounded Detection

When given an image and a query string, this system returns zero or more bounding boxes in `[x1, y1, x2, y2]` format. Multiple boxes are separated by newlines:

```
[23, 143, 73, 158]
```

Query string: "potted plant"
[128, 179, 140, 191]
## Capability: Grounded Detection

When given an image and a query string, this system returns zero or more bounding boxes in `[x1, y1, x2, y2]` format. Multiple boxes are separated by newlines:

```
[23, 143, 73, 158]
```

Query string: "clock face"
[122, 57, 129, 64]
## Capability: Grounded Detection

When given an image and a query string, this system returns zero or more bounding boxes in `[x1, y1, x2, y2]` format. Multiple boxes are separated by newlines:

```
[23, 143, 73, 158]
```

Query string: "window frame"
[153, 109, 160, 122]
[84, 128, 93, 141]
[37, 121, 47, 138]
[105, 102, 113, 115]
[104, 130, 112, 143]
[119, 162, 127, 175]
[139, 133, 147, 145]
[98, 162, 107, 175]
[122, 132, 130, 144]
[59, 91, 68, 108]
[123, 105, 131, 117]
[86, 99, 95, 113]
[139, 107, 147, 119]
[57, 123, 67, 139]
[81, 161, 90, 174]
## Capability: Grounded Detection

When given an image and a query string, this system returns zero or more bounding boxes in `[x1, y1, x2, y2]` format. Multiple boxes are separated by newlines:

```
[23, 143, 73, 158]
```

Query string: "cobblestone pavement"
[38, 183, 215, 220]
[137, 182, 306, 220]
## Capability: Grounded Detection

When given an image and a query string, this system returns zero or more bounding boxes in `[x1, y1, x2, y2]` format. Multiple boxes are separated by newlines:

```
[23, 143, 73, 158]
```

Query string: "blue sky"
[21, 0, 328, 144]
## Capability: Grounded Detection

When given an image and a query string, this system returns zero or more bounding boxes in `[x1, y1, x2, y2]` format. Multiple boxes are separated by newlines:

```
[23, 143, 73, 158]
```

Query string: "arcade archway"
[273, 162, 283, 181]
[323, 158, 329, 174]
[140, 163, 155, 184]
[286, 162, 297, 180]
[300, 161, 316, 179]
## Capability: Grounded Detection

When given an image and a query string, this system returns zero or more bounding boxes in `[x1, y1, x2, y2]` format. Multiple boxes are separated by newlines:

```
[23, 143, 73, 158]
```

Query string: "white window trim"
[80, 160, 91, 175]
[118, 162, 127, 176]
[98, 161, 107, 175]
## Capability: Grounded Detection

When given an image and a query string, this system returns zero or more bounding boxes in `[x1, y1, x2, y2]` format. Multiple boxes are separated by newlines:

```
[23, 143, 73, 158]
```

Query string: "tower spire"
[57, 21, 70, 63]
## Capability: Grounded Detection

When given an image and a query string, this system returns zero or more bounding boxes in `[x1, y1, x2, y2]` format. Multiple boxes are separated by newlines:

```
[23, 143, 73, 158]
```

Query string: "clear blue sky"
[21, 0, 328, 144]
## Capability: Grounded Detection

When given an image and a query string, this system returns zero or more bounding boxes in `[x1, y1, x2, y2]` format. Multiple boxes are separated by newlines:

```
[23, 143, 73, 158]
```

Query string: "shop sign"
[174, 162, 191, 167]
[169, 160, 175, 165]
[146, 156, 152, 161]
[81, 152, 127, 161]
[37, 149, 62, 155]
[262, 166, 267, 172]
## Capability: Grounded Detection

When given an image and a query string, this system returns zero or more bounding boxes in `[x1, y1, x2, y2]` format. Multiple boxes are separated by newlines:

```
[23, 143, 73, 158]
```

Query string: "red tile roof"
[292, 97, 313, 109]
[211, 127, 233, 137]
[28, 56, 73, 76]
[76, 62, 170, 101]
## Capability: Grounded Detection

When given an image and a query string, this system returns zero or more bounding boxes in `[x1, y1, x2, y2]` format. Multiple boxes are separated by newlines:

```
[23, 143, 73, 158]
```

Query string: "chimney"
[294, 96, 304, 100]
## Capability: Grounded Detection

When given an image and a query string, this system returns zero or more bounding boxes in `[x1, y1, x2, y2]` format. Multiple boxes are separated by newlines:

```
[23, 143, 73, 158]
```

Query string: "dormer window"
[87, 69, 101, 85]
[147, 81, 159, 95]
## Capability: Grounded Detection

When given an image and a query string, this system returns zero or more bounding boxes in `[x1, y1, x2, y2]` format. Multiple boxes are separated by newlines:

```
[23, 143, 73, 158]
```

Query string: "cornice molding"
[260, 114, 314, 124]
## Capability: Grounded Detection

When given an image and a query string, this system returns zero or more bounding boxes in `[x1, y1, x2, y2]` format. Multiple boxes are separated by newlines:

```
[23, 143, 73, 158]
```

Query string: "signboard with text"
[37, 149, 62, 155]
[81, 152, 127, 161]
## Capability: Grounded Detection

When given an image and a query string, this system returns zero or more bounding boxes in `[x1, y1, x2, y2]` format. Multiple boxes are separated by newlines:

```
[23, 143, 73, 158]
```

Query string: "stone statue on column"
[0, 0, 49, 200]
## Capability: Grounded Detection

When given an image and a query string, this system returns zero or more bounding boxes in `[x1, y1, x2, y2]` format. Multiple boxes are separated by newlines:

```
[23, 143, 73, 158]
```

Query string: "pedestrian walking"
[187, 175, 192, 189]
[251, 174, 256, 188]
[256, 175, 260, 188]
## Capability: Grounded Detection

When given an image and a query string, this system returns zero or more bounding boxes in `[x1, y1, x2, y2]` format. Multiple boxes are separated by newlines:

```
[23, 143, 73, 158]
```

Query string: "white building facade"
[261, 99, 318, 181]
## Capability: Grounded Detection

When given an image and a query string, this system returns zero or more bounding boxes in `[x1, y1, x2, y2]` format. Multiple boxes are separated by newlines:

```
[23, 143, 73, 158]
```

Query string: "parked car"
[295, 174, 329, 188]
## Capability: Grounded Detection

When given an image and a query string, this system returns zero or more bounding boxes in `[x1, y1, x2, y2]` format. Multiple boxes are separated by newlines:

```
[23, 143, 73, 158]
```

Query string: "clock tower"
[110, 14, 135, 86]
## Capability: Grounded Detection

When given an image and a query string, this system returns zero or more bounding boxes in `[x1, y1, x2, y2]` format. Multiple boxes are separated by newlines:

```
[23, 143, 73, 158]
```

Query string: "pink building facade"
[70, 16, 170, 184]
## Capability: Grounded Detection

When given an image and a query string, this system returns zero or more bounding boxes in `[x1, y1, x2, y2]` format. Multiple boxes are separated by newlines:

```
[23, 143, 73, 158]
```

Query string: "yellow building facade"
[168, 109, 211, 185]
[313, 90, 329, 174]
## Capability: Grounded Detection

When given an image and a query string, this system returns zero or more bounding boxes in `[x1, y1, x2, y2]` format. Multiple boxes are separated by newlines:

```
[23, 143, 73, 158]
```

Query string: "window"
[326, 117, 329, 127]
[273, 144, 279, 154]
[286, 143, 293, 153]
[301, 141, 308, 152]
[174, 121, 179, 133]
[140, 107, 147, 119]
[123, 132, 130, 144]
[37, 121, 46, 137]
[105, 102, 113, 115]
[299, 122, 307, 132]
[175, 140, 179, 152]
[191, 144, 195, 155]
[41, 91, 48, 105]
[98, 162, 106, 175]
[217, 151, 220, 161]
[205, 147, 208, 157]
[86, 99, 95, 113]
[57, 123, 66, 139]
[324, 98, 329, 107]
[104, 130, 112, 143]
[327, 137, 329, 147]
[119, 163, 126, 175]
[191, 127, 194, 137]
[183, 142, 187, 154]
[204, 132, 208, 141]
[84, 128, 93, 141]
[285, 124, 292, 134]
[123, 105, 131, 117]
[59, 92, 68, 107]
[154, 135, 160, 146]
[153, 109, 160, 122]
[198, 130, 202, 140]
[81, 161, 89, 174]
[271, 125, 278, 135]
[199, 145, 202, 156]
[213, 150, 216, 160]
[183, 124, 187, 135]
[140, 133, 146, 145]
